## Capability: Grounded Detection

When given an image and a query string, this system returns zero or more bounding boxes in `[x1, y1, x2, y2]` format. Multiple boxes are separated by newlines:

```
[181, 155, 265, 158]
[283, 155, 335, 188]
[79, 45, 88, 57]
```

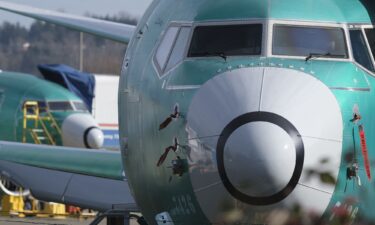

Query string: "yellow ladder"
[22, 101, 61, 145]
[14, 101, 67, 218]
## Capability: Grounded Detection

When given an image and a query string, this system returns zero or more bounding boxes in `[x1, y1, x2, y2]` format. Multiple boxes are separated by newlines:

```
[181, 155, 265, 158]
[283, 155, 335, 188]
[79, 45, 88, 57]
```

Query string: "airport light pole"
[79, 32, 84, 71]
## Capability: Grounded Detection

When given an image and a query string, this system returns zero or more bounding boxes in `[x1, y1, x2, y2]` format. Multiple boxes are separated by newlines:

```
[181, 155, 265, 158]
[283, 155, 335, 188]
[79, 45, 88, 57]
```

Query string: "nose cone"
[219, 118, 301, 205]
[85, 127, 104, 149]
[186, 67, 343, 224]
[62, 113, 104, 149]
[225, 122, 295, 196]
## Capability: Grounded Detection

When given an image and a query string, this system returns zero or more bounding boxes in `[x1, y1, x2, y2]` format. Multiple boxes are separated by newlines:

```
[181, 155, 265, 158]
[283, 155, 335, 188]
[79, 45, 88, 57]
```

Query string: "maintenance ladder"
[22, 101, 62, 145]
[2, 101, 82, 218]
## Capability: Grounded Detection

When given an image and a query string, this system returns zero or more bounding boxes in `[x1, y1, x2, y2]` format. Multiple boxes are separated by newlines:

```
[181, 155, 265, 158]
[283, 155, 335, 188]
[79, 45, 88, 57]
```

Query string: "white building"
[92, 75, 119, 150]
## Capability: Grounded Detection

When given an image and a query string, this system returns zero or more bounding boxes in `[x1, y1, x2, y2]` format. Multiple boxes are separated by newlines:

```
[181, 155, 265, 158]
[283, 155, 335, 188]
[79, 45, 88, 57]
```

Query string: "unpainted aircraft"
[0, 71, 104, 149]
[0, 0, 375, 225]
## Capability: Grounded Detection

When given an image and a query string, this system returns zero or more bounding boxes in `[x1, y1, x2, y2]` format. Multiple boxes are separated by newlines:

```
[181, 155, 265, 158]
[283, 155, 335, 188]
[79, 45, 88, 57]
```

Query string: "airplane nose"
[186, 67, 343, 224]
[61, 113, 104, 149]
[84, 127, 105, 149]
[217, 112, 303, 206]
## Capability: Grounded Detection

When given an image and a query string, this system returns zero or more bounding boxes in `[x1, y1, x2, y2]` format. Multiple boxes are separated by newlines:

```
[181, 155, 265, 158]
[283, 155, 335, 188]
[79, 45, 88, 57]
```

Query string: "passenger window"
[188, 24, 262, 57]
[155, 26, 191, 74]
[350, 30, 375, 72]
[273, 25, 347, 58]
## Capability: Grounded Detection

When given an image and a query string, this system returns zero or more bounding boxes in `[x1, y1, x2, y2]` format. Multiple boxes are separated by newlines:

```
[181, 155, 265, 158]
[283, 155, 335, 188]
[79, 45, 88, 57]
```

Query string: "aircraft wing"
[0, 141, 138, 212]
[0, 1, 135, 43]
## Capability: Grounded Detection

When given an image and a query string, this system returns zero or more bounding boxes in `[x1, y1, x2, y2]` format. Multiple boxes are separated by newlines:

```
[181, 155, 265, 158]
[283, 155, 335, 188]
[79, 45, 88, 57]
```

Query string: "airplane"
[0, 0, 375, 225]
[0, 70, 104, 150]
[0, 70, 105, 196]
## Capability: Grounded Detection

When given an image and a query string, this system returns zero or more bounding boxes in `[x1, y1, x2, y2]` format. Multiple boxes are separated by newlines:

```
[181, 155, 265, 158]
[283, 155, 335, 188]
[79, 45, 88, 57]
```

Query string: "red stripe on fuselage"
[359, 125, 371, 180]
[99, 123, 118, 128]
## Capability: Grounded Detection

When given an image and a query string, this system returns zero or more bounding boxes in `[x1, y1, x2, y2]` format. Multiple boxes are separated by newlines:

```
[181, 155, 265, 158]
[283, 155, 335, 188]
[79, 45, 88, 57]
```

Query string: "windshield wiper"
[192, 51, 227, 61]
[305, 52, 346, 62]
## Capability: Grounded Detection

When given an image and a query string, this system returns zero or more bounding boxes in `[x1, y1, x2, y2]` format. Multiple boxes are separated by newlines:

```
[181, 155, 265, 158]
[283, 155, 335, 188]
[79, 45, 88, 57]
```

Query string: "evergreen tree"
[0, 13, 134, 75]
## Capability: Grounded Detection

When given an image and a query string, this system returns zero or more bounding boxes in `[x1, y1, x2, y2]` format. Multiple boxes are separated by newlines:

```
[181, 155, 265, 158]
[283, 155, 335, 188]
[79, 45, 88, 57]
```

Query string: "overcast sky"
[0, 0, 152, 26]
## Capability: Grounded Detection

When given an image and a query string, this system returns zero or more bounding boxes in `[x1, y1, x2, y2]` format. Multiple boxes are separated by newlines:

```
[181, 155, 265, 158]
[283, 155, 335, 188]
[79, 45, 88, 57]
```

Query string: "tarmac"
[0, 216, 139, 225]
[0, 217, 105, 225]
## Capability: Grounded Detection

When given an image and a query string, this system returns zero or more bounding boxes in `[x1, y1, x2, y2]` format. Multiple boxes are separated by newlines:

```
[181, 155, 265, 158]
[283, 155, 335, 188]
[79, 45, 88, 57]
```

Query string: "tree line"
[0, 14, 137, 75]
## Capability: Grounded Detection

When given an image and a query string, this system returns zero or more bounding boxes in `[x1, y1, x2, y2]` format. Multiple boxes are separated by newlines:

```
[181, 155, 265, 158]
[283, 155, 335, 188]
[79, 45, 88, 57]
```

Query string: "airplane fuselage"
[0, 71, 103, 149]
[120, 0, 375, 224]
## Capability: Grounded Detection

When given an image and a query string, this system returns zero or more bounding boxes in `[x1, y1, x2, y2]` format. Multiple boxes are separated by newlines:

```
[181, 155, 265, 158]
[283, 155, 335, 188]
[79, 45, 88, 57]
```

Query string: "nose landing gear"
[90, 210, 148, 225]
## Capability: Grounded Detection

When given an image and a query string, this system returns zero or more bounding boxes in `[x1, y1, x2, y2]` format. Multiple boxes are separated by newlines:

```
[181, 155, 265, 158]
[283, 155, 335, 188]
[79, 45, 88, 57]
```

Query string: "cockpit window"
[38, 101, 47, 113]
[48, 101, 74, 111]
[155, 26, 179, 72]
[165, 27, 191, 71]
[273, 25, 348, 59]
[154, 25, 191, 75]
[73, 101, 88, 112]
[350, 30, 375, 72]
[188, 24, 262, 57]
[365, 28, 375, 60]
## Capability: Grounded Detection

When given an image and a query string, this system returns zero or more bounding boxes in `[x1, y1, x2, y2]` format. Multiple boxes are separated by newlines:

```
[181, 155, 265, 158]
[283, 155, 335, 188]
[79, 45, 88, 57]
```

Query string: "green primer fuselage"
[121, 0, 375, 224]
[0, 71, 83, 145]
